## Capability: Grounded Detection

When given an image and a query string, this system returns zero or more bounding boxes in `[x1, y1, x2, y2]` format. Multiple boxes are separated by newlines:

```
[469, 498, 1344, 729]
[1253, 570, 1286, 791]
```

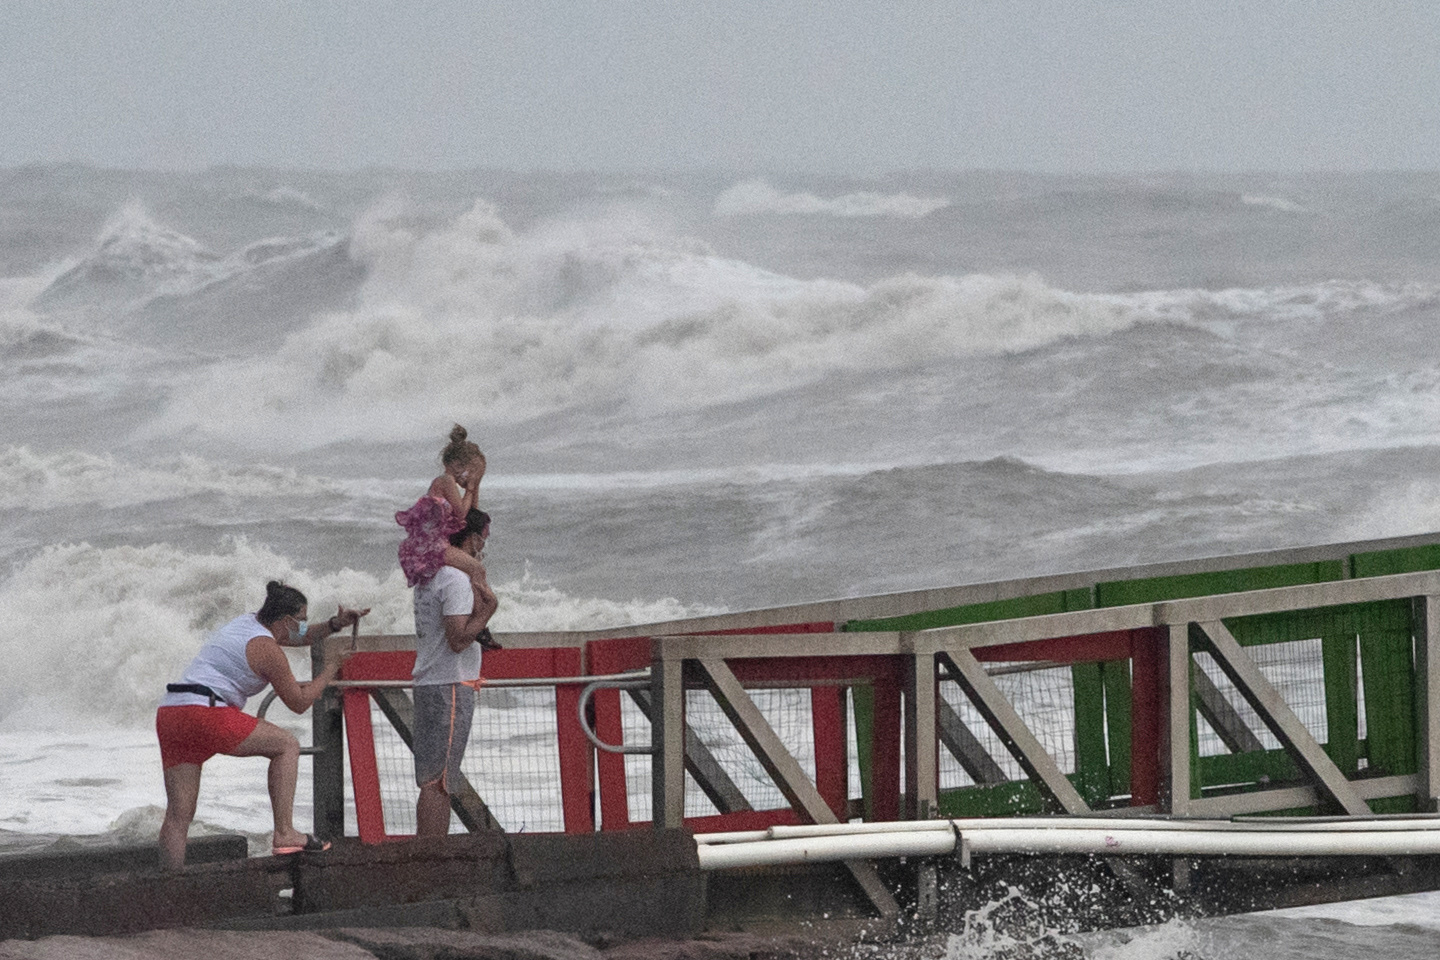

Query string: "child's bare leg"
[472, 582, 501, 649]
[443, 544, 484, 583]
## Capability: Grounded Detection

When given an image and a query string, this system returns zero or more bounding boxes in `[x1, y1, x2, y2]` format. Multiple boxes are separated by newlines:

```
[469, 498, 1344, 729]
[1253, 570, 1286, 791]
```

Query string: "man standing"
[411, 507, 498, 836]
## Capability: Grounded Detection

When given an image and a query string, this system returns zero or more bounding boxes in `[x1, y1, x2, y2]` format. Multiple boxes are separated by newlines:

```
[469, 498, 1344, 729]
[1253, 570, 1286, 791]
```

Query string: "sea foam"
[713, 178, 951, 218]
[0, 446, 344, 511]
[0, 536, 717, 730]
[138, 197, 1177, 450]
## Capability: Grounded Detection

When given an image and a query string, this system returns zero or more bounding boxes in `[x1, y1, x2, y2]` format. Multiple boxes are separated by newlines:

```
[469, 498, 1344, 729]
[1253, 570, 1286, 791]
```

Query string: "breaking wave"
[36, 200, 347, 314]
[714, 178, 951, 218]
[0, 537, 718, 729]
[0, 446, 345, 511]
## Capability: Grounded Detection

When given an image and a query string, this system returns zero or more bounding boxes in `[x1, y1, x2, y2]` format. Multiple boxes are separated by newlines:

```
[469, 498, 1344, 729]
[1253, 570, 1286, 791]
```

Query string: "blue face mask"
[290, 617, 309, 640]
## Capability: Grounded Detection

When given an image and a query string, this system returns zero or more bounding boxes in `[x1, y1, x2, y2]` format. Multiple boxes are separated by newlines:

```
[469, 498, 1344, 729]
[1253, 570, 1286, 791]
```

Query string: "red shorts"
[155, 705, 260, 769]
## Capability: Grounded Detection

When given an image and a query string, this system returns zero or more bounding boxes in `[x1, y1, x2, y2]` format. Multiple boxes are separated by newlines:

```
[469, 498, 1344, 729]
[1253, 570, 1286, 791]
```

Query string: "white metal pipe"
[696, 831, 957, 870]
[695, 819, 1440, 870]
[961, 827, 1440, 857]
[693, 830, 772, 845]
[748, 815, 1440, 842]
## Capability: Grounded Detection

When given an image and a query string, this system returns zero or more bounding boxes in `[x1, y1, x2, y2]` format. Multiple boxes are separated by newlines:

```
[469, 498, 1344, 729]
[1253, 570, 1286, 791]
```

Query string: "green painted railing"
[842, 543, 1440, 818]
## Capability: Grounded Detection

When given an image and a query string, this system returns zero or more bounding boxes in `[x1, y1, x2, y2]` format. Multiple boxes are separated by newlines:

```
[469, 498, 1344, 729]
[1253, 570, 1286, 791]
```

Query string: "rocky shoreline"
[0, 926, 884, 960]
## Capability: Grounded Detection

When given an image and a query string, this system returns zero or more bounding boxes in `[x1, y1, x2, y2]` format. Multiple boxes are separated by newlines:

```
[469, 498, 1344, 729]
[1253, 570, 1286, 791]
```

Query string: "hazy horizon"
[4, 1, 1437, 175]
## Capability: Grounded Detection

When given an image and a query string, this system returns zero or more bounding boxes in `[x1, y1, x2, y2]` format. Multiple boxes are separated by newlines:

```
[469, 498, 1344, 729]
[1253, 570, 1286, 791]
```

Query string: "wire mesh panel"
[616, 687, 823, 824]
[360, 687, 567, 835]
[1193, 638, 1328, 757]
[364, 696, 419, 834]
[1191, 601, 1418, 810]
[466, 687, 565, 833]
[937, 663, 1077, 790]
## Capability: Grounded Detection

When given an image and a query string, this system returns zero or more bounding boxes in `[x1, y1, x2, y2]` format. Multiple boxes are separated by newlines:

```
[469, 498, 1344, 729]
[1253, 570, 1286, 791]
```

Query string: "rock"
[599, 932, 827, 960]
[0, 929, 373, 960]
[322, 927, 605, 960]
[0, 927, 844, 960]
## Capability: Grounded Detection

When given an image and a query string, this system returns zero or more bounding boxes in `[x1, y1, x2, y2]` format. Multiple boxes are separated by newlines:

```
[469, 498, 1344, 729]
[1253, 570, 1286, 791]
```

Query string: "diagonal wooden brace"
[1192, 666, 1266, 755]
[1193, 620, 1370, 816]
[696, 656, 900, 920]
[370, 687, 503, 832]
[938, 650, 1091, 814]
[628, 687, 753, 813]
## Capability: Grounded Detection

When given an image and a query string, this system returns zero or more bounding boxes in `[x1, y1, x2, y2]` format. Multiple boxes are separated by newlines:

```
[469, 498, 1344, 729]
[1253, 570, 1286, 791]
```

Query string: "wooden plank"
[922, 570, 1440, 653]
[1193, 620, 1371, 817]
[905, 653, 939, 819]
[1071, 663, 1110, 804]
[1161, 624, 1193, 815]
[311, 644, 346, 840]
[1188, 774, 1419, 817]
[370, 687, 502, 832]
[1101, 659, 1132, 797]
[1417, 596, 1440, 811]
[1360, 623, 1419, 811]
[872, 677, 903, 823]
[661, 632, 905, 660]
[1321, 633, 1361, 776]
[652, 655, 687, 829]
[937, 650, 1090, 814]
[342, 690, 389, 842]
[695, 657, 900, 920]
[1129, 629, 1163, 807]
[812, 687, 849, 819]
[937, 698, 1008, 784]
[1192, 665, 1265, 755]
[628, 688, 752, 814]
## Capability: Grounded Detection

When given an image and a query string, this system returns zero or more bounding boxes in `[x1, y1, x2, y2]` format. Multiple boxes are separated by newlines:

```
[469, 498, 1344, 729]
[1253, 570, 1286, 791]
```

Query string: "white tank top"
[159, 613, 275, 709]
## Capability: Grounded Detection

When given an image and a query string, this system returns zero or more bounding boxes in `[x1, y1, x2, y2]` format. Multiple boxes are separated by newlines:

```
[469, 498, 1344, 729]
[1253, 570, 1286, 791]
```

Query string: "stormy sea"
[3, 164, 1440, 956]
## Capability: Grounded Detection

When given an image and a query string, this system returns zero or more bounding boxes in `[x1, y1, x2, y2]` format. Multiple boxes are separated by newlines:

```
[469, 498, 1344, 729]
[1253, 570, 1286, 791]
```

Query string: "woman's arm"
[247, 636, 350, 714]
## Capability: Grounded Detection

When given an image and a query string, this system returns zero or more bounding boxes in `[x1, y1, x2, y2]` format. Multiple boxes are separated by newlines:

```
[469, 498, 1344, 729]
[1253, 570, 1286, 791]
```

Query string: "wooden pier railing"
[310, 530, 1440, 914]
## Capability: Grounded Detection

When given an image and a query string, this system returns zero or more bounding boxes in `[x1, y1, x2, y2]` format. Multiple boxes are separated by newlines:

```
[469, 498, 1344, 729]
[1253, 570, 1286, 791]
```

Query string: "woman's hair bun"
[266, 580, 284, 595]
[449, 424, 468, 444]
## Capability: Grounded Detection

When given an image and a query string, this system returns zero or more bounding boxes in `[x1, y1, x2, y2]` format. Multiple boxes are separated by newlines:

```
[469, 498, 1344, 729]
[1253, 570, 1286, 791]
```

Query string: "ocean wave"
[0, 537, 717, 728]
[0, 309, 89, 357]
[714, 178, 951, 218]
[0, 447, 345, 511]
[35, 200, 348, 316]
[36, 200, 219, 305]
[96, 195, 1440, 453]
[1240, 193, 1311, 214]
[1122, 279, 1440, 329]
[242, 184, 326, 211]
[140, 197, 1174, 447]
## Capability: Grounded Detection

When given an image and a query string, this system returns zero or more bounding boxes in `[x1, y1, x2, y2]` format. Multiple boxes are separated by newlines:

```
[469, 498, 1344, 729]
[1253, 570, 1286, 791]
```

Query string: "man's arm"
[443, 596, 494, 654]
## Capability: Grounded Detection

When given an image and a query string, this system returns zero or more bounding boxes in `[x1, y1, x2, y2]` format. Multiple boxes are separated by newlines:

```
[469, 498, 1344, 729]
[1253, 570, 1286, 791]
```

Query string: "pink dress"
[396, 495, 465, 587]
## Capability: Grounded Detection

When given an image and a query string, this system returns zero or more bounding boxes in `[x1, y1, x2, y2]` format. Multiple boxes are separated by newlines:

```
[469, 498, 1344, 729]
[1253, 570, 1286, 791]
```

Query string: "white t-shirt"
[412, 565, 481, 686]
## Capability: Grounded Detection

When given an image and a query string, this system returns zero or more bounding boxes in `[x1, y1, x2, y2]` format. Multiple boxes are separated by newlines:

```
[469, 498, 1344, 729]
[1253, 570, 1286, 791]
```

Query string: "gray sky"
[3, 0, 1438, 174]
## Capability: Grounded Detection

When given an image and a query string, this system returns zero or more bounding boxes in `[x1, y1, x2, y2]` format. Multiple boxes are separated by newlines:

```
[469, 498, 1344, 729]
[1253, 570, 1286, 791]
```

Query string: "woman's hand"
[323, 644, 358, 673]
[330, 605, 370, 630]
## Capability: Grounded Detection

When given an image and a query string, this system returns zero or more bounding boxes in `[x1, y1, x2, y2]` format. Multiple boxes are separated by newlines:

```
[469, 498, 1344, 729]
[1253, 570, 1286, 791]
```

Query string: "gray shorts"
[413, 683, 475, 791]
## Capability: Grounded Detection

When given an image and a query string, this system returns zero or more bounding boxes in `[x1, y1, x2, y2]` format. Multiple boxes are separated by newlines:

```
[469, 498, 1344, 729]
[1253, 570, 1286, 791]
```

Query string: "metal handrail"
[328, 670, 650, 690]
[577, 678, 655, 754]
[258, 668, 656, 758]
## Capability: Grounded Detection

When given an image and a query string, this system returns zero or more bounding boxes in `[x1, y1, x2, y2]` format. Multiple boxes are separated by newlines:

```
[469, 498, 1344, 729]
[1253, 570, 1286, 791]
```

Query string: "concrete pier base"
[0, 831, 705, 942]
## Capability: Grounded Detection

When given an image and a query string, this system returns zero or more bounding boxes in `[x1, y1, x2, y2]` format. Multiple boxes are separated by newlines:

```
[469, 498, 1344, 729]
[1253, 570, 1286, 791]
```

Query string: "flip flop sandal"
[274, 834, 331, 855]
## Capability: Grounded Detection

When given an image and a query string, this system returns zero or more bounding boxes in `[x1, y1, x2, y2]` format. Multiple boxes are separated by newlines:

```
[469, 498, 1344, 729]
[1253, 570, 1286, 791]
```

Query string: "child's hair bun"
[441, 423, 483, 467]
